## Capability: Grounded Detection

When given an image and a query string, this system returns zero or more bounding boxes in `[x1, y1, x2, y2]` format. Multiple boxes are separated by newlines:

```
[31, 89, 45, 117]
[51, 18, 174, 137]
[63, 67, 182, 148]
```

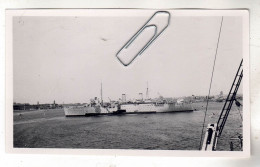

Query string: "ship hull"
[64, 106, 117, 117]
[120, 103, 193, 113]
[64, 103, 193, 117]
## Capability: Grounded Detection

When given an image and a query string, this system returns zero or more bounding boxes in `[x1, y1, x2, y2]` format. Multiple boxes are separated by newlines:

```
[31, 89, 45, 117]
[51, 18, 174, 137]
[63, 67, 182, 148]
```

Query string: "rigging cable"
[199, 16, 224, 150]
[235, 99, 243, 121]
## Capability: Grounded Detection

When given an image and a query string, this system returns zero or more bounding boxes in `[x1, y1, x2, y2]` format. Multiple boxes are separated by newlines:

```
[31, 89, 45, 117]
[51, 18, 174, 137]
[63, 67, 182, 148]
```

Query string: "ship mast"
[101, 82, 103, 106]
[146, 81, 149, 99]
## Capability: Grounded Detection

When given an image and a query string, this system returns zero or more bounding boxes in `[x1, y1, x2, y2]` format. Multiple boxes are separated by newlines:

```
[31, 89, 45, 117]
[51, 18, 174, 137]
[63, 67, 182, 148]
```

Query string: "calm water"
[13, 102, 243, 150]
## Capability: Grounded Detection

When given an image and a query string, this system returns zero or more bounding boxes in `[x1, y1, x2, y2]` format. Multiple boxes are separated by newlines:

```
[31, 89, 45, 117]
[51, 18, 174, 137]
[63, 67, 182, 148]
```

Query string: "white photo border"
[5, 9, 250, 157]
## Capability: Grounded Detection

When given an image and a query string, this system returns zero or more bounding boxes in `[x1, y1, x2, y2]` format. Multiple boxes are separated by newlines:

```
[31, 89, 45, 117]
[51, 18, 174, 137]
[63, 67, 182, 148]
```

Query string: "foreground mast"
[201, 59, 243, 151]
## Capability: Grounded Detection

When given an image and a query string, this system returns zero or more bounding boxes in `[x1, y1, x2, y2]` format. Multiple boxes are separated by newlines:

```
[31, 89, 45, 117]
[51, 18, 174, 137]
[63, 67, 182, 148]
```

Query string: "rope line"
[235, 99, 243, 121]
[237, 106, 243, 121]
[199, 16, 224, 150]
[238, 108, 243, 121]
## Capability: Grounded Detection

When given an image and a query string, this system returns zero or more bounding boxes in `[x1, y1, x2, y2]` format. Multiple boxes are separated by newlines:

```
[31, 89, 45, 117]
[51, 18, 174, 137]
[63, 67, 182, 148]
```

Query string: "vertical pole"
[146, 81, 149, 99]
[101, 82, 103, 106]
[199, 16, 224, 150]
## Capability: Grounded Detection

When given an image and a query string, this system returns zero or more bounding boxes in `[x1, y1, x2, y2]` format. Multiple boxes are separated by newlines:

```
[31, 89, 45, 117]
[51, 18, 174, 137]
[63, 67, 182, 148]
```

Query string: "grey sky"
[13, 11, 243, 104]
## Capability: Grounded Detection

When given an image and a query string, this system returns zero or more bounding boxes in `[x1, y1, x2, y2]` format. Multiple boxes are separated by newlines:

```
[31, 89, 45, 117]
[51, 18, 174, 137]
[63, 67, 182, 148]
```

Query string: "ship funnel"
[122, 94, 126, 103]
[139, 93, 143, 101]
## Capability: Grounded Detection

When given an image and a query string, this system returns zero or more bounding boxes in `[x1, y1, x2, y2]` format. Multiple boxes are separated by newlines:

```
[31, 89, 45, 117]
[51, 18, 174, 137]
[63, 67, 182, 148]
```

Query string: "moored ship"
[64, 83, 125, 117]
[64, 83, 193, 117]
[120, 94, 193, 113]
[64, 97, 121, 117]
[64, 98, 193, 116]
[120, 101, 193, 113]
[120, 85, 193, 113]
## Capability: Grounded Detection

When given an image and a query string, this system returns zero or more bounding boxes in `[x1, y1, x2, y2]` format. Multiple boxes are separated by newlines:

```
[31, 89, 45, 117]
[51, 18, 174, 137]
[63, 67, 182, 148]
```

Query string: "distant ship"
[120, 97, 193, 114]
[64, 83, 193, 117]
[64, 98, 193, 116]
[64, 83, 124, 117]
[120, 84, 193, 113]
[64, 97, 122, 117]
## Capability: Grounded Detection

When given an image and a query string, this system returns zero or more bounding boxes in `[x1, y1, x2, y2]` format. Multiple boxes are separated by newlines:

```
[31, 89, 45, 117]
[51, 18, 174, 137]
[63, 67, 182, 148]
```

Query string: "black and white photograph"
[6, 9, 249, 156]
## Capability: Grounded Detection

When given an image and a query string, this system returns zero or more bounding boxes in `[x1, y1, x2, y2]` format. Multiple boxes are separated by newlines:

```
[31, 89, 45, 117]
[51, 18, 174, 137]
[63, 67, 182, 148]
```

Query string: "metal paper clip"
[116, 11, 171, 66]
